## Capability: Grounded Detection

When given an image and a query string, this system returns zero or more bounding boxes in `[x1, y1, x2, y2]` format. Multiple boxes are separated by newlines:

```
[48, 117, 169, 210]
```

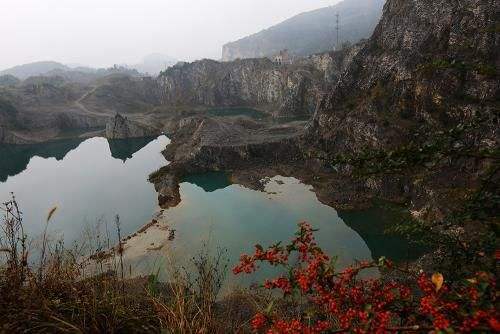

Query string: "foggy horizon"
[0, 0, 337, 70]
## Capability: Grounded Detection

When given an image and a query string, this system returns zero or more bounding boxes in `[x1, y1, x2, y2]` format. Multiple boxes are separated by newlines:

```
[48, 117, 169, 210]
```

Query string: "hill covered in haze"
[0, 54, 177, 81]
[222, 0, 385, 61]
[128, 54, 178, 76]
[0, 61, 71, 80]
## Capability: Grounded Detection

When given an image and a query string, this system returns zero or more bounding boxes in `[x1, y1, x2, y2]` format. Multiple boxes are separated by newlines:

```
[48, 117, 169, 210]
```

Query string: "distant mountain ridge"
[0, 61, 71, 80]
[222, 0, 385, 61]
[0, 53, 178, 80]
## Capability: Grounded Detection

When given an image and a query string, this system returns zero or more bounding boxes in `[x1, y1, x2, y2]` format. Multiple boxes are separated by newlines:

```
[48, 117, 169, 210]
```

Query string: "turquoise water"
[0, 136, 418, 283]
[157, 175, 417, 284]
[0, 136, 169, 242]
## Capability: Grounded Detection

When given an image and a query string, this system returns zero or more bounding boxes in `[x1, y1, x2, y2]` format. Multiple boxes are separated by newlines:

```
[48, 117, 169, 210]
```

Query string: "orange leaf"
[432, 273, 444, 292]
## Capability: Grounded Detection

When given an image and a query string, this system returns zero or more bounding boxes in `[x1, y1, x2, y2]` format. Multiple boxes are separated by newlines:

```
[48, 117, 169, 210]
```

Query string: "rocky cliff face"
[297, 44, 365, 86]
[105, 114, 160, 139]
[158, 57, 341, 118]
[309, 0, 499, 154]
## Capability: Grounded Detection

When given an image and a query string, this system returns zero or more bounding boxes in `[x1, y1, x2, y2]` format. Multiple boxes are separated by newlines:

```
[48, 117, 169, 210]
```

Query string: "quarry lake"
[0, 135, 419, 280]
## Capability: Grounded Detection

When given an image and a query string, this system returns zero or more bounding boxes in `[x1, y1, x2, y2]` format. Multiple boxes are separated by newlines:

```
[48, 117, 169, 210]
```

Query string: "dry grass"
[0, 195, 263, 333]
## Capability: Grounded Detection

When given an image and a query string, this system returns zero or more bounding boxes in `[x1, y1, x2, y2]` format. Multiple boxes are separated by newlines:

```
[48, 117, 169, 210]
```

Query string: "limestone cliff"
[309, 0, 499, 154]
[158, 57, 338, 118]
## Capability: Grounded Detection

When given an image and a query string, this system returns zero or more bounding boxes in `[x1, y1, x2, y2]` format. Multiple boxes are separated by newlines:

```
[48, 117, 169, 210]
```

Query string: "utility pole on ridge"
[335, 13, 340, 50]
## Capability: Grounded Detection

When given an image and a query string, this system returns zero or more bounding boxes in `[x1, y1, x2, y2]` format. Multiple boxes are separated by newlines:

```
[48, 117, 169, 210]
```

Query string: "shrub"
[234, 222, 499, 333]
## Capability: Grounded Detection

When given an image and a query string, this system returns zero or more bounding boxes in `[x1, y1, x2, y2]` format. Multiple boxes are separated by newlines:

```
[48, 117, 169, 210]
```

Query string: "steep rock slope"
[222, 0, 384, 61]
[157, 56, 347, 118]
[309, 0, 499, 153]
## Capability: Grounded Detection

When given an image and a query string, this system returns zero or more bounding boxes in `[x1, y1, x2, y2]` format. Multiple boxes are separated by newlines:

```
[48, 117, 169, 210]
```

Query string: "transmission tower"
[335, 13, 340, 50]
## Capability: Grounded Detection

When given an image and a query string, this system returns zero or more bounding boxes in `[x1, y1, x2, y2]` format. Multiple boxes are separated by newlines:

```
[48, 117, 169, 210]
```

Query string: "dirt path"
[74, 86, 112, 118]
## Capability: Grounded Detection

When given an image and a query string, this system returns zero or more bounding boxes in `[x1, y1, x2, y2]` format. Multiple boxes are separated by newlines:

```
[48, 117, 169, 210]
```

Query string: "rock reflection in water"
[107, 137, 158, 162]
[339, 207, 426, 263]
[181, 172, 231, 192]
[0, 138, 84, 182]
[0, 135, 170, 241]
[131, 176, 415, 286]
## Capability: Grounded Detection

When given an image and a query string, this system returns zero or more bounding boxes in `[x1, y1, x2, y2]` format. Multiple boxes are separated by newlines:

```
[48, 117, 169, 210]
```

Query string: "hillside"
[222, 0, 384, 61]
[309, 0, 499, 154]
[0, 75, 20, 86]
[0, 72, 155, 144]
[0, 61, 70, 80]
[81, 74, 160, 114]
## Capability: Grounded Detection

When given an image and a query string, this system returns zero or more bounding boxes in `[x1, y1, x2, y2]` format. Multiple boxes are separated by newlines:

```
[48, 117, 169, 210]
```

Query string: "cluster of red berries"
[233, 244, 288, 275]
[234, 222, 499, 333]
[251, 314, 332, 334]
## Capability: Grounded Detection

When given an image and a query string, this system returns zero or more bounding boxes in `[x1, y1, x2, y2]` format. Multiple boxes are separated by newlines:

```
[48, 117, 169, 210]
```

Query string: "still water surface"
[0, 136, 169, 242]
[0, 135, 417, 277]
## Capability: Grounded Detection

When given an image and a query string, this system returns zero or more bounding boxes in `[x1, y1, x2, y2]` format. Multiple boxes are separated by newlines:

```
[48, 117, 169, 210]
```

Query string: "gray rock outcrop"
[158, 57, 340, 118]
[309, 0, 499, 154]
[105, 114, 161, 139]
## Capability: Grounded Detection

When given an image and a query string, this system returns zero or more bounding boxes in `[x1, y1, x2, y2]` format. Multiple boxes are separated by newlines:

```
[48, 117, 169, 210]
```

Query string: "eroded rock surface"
[149, 115, 306, 209]
[309, 0, 499, 154]
[157, 56, 344, 118]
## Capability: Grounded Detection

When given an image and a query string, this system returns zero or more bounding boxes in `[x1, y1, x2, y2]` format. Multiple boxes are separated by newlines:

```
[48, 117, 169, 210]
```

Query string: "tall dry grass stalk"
[147, 245, 224, 333]
[0, 193, 28, 285]
[39, 205, 57, 282]
[0, 195, 261, 333]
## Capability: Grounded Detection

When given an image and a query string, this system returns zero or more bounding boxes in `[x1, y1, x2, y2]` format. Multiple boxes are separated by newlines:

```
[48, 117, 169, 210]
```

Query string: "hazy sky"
[0, 0, 337, 70]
